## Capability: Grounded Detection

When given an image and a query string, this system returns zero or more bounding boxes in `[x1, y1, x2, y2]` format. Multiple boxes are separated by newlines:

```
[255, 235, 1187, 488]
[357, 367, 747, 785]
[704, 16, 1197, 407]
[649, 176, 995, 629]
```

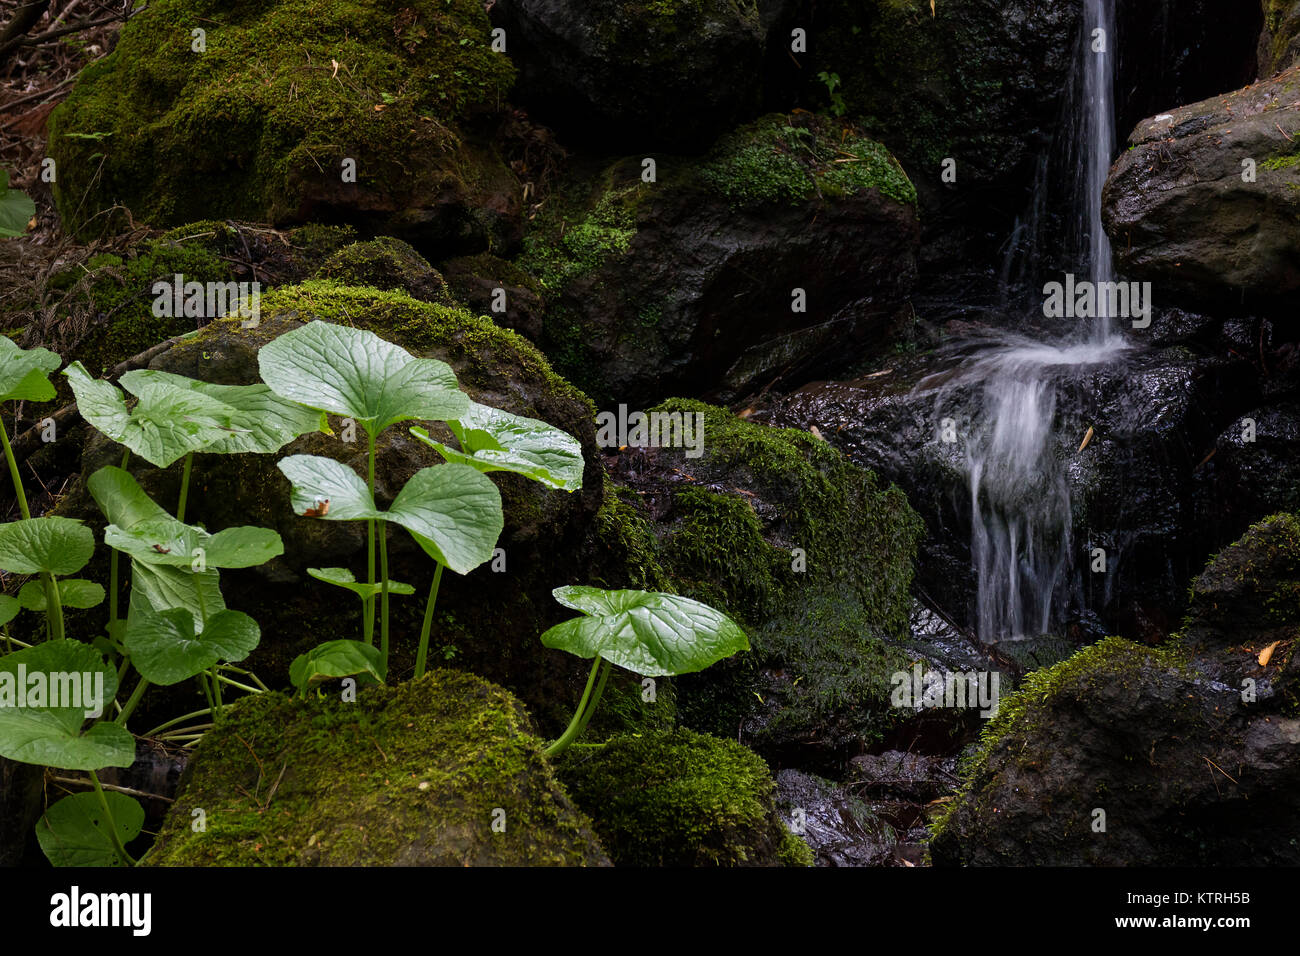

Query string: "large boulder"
[767, 341, 1265, 645]
[803, 0, 1078, 260]
[145, 670, 610, 865]
[597, 399, 925, 765]
[48, 0, 520, 258]
[555, 728, 812, 866]
[1102, 64, 1300, 312]
[489, 0, 767, 151]
[930, 513, 1300, 865]
[522, 112, 919, 406]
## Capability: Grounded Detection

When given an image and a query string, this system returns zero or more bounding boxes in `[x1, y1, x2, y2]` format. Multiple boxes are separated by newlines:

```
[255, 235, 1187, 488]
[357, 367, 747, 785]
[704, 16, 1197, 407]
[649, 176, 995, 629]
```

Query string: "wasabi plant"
[540, 586, 749, 757]
[259, 320, 472, 658]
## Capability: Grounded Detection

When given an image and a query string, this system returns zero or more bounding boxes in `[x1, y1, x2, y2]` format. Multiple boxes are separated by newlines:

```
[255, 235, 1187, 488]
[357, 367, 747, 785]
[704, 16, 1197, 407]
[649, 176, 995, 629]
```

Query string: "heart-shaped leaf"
[125, 605, 259, 685]
[289, 639, 385, 692]
[88, 466, 228, 630]
[0, 337, 60, 403]
[0, 640, 132, 769]
[277, 454, 382, 520]
[257, 320, 467, 436]
[37, 791, 144, 867]
[0, 595, 19, 627]
[411, 402, 584, 491]
[307, 567, 416, 601]
[64, 361, 241, 467]
[0, 516, 94, 575]
[279, 456, 502, 574]
[87, 465, 167, 528]
[541, 586, 750, 677]
[387, 464, 503, 574]
[128, 561, 225, 633]
[120, 369, 325, 454]
[104, 517, 283, 569]
[18, 579, 105, 611]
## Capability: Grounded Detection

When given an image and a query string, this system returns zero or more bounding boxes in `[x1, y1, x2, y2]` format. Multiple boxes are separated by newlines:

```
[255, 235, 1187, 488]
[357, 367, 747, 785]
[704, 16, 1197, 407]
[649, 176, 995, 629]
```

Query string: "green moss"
[519, 169, 647, 293]
[700, 114, 916, 208]
[555, 728, 805, 866]
[1262, 151, 1300, 171]
[315, 237, 450, 302]
[145, 670, 607, 866]
[48, 0, 515, 233]
[930, 636, 1191, 838]
[250, 279, 592, 416]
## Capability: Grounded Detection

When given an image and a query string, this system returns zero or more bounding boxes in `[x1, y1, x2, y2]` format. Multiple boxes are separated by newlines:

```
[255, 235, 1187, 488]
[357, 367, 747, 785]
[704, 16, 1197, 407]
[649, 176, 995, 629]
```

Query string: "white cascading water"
[936, 0, 1127, 643]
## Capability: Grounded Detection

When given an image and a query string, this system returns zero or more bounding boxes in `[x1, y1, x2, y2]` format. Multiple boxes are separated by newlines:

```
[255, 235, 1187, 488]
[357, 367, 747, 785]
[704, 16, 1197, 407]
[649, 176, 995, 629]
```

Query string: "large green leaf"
[18, 579, 105, 611]
[277, 454, 381, 520]
[279, 456, 501, 574]
[307, 567, 416, 601]
[128, 561, 225, 632]
[87, 465, 168, 529]
[257, 320, 468, 435]
[37, 792, 144, 867]
[387, 464, 503, 574]
[0, 516, 94, 575]
[104, 517, 283, 569]
[64, 362, 240, 468]
[541, 586, 750, 677]
[289, 639, 385, 692]
[120, 370, 325, 454]
[125, 605, 259, 685]
[0, 640, 133, 769]
[411, 402, 584, 491]
[0, 337, 60, 402]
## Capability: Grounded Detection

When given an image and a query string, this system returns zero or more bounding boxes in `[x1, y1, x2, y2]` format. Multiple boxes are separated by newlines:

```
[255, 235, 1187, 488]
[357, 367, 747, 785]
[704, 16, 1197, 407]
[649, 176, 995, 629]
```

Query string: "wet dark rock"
[440, 252, 547, 341]
[930, 514, 1300, 865]
[1102, 64, 1300, 313]
[489, 0, 767, 151]
[522, 113, 918, 406]
[766, 342, 1262, 642]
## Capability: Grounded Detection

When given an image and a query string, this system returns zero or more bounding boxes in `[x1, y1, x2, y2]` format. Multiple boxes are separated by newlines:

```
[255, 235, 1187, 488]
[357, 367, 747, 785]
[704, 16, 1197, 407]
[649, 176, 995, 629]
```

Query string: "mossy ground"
[48, 0, 514, 233]
[145, 670, 608, 865]
[555, 728, 810, 866]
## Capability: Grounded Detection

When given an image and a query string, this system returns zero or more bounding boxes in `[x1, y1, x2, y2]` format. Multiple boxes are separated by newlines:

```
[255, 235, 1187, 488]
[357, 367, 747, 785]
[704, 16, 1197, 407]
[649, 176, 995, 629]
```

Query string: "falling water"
[935, 0, 1127, 643]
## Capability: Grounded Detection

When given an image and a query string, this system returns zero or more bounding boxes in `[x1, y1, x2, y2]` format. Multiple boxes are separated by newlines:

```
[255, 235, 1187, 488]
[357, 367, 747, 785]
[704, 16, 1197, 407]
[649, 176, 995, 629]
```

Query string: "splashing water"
[937, 0, 1128, 643]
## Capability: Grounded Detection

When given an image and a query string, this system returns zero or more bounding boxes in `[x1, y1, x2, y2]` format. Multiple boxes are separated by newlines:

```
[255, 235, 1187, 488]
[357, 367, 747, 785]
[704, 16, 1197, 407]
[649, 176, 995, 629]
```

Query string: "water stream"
[934, 0, 1128, 644]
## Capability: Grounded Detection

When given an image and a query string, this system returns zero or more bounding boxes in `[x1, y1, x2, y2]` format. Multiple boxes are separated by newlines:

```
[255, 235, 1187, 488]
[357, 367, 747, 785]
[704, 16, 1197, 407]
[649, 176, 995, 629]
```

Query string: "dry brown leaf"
[1078, 425, 1094, 451]
[1258, 640, 1281, 667]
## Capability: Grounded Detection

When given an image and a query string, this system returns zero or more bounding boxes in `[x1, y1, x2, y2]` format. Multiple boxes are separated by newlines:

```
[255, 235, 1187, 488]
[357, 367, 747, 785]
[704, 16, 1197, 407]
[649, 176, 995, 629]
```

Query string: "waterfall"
[1082, 0, 1117, 340]
[932, 0, 1127, 644]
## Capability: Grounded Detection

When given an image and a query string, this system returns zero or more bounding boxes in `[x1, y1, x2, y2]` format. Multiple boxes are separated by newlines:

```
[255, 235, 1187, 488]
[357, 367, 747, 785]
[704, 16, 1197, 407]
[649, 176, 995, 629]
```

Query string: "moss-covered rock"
[490, 0, 765, 150]
[48, 0, 519, 256]
[53, 280, 607, 734]
[598, 399, 924, 764]
[520, 112, 919, 405]
[930, 515, 1300, 865]
[315, 237, 452, 304]
[555, 728, 810, 866]
[440, 252, 546, 341]
[1260, 0, 1300, 76]
[145, 670, 609, 865]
